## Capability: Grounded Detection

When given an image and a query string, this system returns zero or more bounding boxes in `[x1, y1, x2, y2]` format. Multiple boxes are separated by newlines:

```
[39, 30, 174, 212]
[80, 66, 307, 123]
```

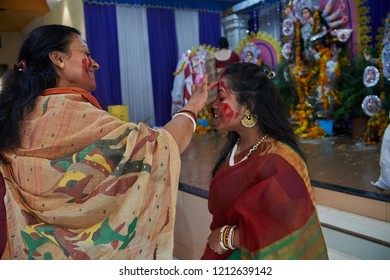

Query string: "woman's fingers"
[192, 75, 209, 95]
[207, 81, 218, 91]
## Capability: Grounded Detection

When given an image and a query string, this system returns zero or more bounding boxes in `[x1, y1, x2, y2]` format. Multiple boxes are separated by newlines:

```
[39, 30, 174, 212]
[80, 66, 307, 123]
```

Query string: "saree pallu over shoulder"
[1, 88, 180, 259]
[202, 140, 328, 260]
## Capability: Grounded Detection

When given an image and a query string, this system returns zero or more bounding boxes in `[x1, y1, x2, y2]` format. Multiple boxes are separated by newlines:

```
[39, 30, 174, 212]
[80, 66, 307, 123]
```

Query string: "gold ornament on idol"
[241, 109, 258, 128]
[229, 134, 268, 166]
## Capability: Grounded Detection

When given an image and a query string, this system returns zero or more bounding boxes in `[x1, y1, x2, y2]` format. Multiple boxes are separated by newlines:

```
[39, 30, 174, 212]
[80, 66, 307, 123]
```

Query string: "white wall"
[24, 0, 85, 38]
[0, 0, 86, 72]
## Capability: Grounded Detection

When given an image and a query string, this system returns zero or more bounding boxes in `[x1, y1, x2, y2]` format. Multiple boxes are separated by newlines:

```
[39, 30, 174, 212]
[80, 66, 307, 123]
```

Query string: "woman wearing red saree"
[0, 24, 209, 260]
[202, 62, 328, 260]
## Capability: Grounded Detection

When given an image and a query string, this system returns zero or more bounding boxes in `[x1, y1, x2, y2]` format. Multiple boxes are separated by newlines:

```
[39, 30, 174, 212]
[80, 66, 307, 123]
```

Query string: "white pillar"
[221, 13, 250, 49]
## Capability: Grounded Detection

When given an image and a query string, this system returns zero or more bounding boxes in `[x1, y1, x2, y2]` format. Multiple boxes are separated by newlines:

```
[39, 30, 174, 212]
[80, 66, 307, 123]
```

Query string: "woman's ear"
[247, 100, 256, 112]
[49, 51, 65, 70]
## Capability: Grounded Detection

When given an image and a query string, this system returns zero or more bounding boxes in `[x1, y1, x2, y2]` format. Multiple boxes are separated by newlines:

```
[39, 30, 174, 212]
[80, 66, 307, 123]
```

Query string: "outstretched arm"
[163, 76, 212, 153]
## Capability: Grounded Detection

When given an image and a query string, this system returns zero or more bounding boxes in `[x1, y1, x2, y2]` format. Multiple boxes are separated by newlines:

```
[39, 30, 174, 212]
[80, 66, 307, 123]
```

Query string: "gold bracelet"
[219, 226, 229, 251]
[227, 225, 237, 250]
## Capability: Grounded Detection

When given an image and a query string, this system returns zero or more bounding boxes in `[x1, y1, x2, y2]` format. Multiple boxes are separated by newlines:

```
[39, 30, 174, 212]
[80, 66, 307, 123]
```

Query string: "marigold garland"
[291, 18, 327, 139]
[318, 48, 332, 112]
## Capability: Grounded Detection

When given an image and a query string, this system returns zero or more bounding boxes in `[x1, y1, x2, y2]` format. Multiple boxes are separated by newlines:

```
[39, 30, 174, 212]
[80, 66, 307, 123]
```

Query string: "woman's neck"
[236, 129, 267, 154]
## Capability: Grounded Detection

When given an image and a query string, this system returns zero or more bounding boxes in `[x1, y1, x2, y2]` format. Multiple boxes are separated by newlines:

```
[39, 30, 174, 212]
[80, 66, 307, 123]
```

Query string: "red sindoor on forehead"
[218, 80, 232, 95]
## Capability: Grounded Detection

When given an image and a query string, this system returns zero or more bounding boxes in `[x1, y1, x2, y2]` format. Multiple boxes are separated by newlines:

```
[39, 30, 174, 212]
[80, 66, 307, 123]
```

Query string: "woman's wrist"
[182, 103, 199, 115]
[172, 110, 197, 132]
[175, 109, 198, 123]
[219, 225, 239, 250]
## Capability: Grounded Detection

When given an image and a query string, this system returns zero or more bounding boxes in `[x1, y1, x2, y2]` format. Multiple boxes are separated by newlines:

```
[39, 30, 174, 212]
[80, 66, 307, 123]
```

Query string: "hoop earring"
[241, 109, 258, 128]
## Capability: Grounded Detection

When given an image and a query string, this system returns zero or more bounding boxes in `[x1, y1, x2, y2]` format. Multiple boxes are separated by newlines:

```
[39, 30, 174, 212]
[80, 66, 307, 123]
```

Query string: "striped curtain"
[116, 6, 156, 126]
[84, 2, 222, 126]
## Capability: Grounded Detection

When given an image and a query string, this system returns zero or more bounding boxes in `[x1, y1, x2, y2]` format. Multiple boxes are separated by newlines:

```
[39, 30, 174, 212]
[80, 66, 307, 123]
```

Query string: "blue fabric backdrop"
[147, 8, 179, 126]
[83, 0, 236, 12]
[367, 1, 390, 47]
[198, 11, 222, 46]
[84, 3, 122, 110]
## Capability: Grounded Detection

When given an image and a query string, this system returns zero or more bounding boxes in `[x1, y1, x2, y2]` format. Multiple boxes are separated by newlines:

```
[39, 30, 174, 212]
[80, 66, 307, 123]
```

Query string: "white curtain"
[174, 10, 199, 58]
[116, 6, 156, 127]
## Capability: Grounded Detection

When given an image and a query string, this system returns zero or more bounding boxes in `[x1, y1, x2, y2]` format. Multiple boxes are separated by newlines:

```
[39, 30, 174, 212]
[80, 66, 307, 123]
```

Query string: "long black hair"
[0, 24, 80, 164]
[212, 62, 306, 177]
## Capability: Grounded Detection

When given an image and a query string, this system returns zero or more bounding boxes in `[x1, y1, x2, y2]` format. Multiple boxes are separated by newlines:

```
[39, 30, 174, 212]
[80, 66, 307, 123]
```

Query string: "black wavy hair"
[0, 24, 80, 164]
[212, 62, 306, 177]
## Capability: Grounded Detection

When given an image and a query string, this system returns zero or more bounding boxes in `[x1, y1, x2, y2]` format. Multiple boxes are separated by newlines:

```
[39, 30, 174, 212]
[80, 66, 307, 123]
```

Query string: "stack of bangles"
[219, 225, 238, 251]
[172, 109, 198, 132]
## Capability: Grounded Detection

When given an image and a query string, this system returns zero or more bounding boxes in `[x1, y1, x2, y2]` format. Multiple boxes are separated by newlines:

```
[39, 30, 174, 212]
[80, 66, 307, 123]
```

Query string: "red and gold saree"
[1, 87, 180, 260]
[202, 139, 328, 260]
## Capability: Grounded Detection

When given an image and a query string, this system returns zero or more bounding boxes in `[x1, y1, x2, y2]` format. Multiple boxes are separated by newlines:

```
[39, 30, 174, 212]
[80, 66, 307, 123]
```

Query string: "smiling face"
[211, 77, 244, 130]
[55, 35, 99, 92]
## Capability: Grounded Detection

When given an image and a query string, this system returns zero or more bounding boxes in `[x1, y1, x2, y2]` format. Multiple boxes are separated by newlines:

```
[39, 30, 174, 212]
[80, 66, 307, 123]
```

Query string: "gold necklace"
[229, 134, 268, 166]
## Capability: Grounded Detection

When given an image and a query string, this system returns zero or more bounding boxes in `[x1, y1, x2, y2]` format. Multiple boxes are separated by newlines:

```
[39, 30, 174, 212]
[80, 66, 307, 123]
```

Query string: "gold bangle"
[227, 225, 237, 250]
[219, 226, 229, 251]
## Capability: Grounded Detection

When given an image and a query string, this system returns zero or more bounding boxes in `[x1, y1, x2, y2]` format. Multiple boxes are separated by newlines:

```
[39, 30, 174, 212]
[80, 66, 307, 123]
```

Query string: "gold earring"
[59, 62, 65, 70]
[241, 109, 258, 128]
